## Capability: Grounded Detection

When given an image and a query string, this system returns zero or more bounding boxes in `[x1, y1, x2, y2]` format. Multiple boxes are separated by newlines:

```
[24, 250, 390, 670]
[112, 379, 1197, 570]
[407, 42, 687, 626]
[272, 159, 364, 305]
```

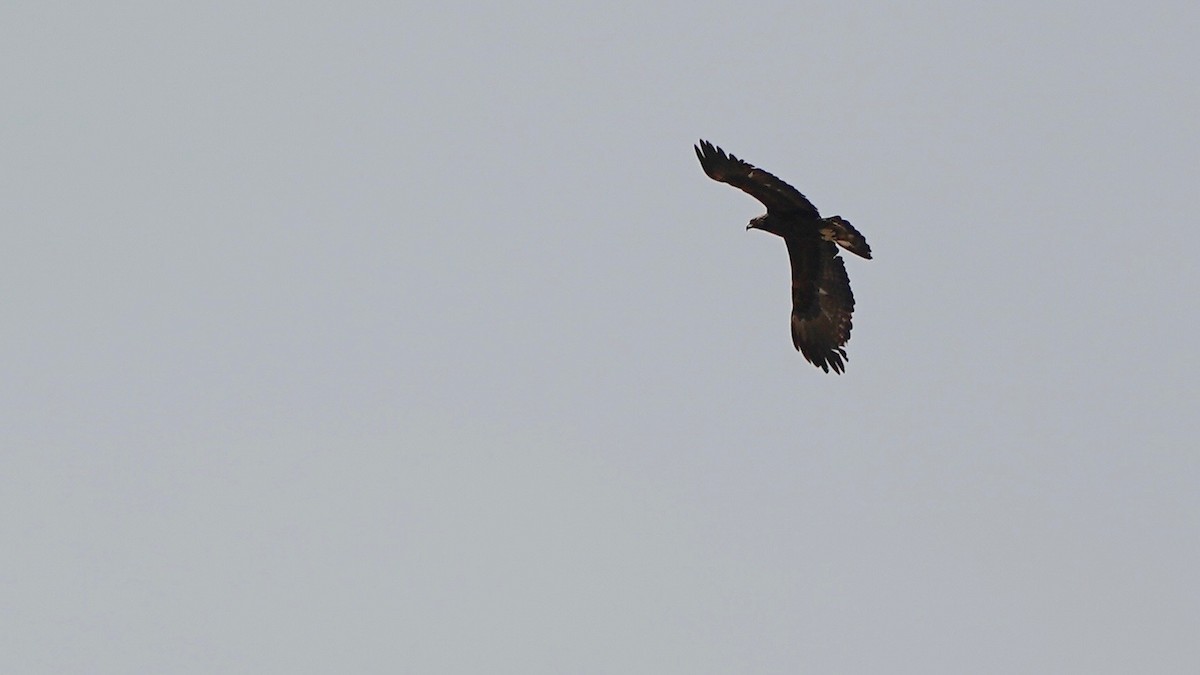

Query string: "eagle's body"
[694, 140, 872, 373]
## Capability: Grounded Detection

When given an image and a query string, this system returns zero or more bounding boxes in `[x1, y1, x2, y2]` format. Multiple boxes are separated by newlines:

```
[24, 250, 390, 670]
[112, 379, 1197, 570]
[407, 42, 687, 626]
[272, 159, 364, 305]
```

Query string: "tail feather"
[821, 216, 872, 259]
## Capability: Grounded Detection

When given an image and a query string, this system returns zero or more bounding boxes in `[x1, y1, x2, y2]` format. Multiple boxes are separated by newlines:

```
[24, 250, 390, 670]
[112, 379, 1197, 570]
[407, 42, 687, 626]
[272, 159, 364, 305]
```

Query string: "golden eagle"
[695, 140, 872, 373]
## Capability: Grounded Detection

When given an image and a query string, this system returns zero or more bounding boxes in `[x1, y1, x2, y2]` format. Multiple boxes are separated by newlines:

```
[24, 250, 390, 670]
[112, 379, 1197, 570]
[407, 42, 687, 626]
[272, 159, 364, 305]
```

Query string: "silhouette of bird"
[695, 140, 872, 373]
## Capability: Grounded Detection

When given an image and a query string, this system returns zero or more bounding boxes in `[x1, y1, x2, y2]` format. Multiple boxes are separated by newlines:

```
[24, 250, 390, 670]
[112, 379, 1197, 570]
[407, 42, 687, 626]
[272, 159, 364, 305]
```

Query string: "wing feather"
[694, 140, 820, 216]
[785, 235, 855, 374]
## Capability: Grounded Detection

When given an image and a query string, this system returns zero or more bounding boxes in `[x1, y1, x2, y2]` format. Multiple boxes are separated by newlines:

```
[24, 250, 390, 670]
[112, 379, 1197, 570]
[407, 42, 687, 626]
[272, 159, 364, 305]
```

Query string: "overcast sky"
[4, 2, 1199, 673]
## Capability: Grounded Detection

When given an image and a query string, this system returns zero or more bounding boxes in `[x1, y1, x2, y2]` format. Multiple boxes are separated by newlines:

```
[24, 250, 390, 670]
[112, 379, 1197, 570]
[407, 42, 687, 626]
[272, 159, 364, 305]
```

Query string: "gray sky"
[4, 1, 1199, 672]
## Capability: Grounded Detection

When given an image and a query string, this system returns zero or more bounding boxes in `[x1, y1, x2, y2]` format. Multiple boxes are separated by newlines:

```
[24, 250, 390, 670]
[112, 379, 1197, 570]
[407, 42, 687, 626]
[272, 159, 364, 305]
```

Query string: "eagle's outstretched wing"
[785, 235, 855, 374]
[694, 140, 820, 216]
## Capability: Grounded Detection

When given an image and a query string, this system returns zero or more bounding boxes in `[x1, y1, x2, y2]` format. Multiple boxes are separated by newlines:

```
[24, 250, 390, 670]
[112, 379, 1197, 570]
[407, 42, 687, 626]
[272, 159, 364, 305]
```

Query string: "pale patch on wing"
[820, 216, 872, 259]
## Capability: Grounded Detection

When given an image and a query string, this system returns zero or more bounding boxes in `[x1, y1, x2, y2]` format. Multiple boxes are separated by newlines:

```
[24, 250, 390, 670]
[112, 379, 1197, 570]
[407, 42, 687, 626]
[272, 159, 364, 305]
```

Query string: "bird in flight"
[695, 140, 872, 373]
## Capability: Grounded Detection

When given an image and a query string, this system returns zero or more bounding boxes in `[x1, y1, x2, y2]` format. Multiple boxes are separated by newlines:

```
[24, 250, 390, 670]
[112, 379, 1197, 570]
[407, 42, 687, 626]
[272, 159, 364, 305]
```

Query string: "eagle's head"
[747, 214, 784, 236]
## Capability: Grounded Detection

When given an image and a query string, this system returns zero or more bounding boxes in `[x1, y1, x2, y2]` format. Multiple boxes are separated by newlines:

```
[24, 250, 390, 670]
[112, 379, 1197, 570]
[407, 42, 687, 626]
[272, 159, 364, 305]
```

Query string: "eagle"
[694, 140, 872, 373]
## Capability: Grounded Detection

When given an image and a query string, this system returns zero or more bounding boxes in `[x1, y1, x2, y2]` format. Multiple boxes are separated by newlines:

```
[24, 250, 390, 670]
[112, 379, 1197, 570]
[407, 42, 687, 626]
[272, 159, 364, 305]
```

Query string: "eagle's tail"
[821, 216, 872, 259]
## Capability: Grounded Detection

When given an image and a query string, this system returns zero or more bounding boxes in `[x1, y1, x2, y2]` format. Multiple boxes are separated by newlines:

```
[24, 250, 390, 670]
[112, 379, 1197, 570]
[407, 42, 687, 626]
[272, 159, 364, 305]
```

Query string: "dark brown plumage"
[694, 140, 872, 373]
